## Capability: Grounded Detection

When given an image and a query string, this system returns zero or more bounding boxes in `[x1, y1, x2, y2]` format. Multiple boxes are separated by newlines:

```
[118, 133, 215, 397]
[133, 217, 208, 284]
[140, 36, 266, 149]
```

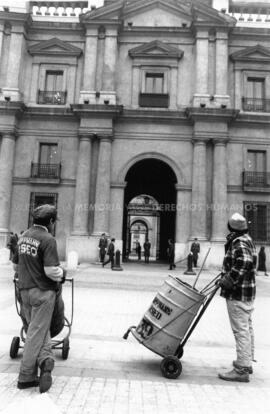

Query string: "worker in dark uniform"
[12, 204, 65, 393]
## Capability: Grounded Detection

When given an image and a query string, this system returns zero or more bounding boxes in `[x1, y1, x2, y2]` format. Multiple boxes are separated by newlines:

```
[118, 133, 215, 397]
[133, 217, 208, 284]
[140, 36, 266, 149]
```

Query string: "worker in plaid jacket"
[218, 213, 257, 383]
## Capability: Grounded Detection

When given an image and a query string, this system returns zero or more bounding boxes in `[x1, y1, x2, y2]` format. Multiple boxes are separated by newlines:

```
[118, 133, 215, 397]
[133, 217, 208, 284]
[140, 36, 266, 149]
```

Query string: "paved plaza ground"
[0, 261, 269, 414]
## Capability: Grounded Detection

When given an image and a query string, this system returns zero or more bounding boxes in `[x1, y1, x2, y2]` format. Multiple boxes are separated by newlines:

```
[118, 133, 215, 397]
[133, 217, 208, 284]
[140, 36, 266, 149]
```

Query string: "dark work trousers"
[103, 254, 115, 269]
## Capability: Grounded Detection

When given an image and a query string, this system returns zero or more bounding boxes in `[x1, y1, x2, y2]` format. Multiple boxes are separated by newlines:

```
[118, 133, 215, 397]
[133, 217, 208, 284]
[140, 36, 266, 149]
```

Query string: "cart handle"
[64, 277, 74, 326]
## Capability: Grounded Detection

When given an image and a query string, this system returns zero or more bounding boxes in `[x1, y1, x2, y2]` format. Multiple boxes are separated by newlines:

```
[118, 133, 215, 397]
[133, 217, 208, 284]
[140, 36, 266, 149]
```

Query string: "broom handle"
[192, 247, 211, 289]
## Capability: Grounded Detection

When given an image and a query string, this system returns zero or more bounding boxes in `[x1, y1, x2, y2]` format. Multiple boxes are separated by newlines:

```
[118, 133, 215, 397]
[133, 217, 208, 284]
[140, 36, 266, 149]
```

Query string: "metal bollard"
[112, 249, 123, 271]
[184, 253, 196, 275]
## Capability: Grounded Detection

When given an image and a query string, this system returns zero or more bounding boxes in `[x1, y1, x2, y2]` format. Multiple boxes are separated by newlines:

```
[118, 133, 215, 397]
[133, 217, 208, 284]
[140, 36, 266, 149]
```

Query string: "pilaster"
[101, 27, 118, 105]
[190, 137, 208, 240]
[109, 182, 126, 240]
[79, 27, 98, 104]
[72, 133, 94, 235]
[0, 131, 16, 247]
[193, 29, 209, 107]
[215, 30, 231, 108]
[211, 137, 229, 242]
[92, 134, 113, 236]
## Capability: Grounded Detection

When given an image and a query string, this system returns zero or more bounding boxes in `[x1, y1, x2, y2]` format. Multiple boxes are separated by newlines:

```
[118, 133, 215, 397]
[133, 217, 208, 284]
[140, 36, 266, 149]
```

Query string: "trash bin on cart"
[124, 273, 221, 379]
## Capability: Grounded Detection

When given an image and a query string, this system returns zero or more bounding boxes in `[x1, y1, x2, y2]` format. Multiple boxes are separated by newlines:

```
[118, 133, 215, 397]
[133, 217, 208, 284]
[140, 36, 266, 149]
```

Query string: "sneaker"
[17, 379, 39, 389]
[39, 358, 54, 393]
[233, 360, 253, 374]
[218, 368, 249, 383]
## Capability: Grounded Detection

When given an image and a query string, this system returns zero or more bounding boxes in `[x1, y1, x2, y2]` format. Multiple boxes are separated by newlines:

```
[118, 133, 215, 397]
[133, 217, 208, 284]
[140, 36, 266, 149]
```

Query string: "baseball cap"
[228, 213, 248, 231]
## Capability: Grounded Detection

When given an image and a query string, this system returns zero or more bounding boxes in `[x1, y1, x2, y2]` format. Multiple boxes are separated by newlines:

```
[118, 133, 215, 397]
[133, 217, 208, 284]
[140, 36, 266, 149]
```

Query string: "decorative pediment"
[230, 44, 270, 62]
[129, 40, 183, 59]
[81, 0, 235, 28]
[28, 38, 82, 57]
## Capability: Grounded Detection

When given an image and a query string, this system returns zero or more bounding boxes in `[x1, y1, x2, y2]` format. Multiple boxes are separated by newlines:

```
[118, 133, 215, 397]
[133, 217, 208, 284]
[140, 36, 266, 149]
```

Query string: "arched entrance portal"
[123, 159, 177, 261]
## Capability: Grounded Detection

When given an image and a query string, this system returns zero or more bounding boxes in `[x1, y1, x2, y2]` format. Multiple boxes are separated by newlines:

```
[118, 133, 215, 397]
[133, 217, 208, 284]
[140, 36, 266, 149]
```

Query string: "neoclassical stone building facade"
[0, 0, 270, 265]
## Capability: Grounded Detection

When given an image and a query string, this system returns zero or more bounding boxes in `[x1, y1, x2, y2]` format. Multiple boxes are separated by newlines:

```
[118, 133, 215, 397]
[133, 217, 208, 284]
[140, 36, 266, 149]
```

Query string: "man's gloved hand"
[218, 274, 235, 290]
[60, 267, 67, 284]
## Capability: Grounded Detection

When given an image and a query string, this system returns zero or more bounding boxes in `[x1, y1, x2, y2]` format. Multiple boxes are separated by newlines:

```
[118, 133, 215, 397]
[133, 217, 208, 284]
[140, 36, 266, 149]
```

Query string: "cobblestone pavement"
[0, 262, 269, 414]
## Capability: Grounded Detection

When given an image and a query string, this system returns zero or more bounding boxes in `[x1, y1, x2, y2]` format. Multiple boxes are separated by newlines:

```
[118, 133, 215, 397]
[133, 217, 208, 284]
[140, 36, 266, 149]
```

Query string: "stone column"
[175, 186, 191, 243]
[82, 28, 98, 91]
[0, 22, 4, 63]
[215, 31, 228, 96]
[95, 27, 105, 92]
[0, 132, 16, 247]
[131, 65, 140, 108]
[195, 30, 209, 95]
[170, 66, 178, 109]
[5, 26, 24, 90]
[109, 182, 126, 240]
[29, 63, 39, 104]
[190, 139, 207, 240]
[92, 135, 113, 235]
[102, 28, 118, 91]
[211, 138, 228, 241]
[72, 134, 93, 235]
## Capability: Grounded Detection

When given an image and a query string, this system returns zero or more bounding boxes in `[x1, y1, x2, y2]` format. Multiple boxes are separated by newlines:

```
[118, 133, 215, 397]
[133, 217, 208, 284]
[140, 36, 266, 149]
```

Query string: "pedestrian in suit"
[143, 239, 151, 264]
[103, 238, 115, 269]
[167, 239, 176, 270]
[136, 241, 141, 260]
[190, 238, 200, 267]
[257, 246, 268, 276]
[98, 233, 108, 263]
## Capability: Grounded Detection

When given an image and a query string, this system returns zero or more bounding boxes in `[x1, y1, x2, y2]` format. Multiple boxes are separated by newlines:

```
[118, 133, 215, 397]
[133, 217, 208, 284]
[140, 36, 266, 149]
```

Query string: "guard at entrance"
[144, 239, 151, 264]
[98, 233, 108, 263]
[136, 241, 141, 260]
[190, 238, 200, 268]
[167, 239, 176, 270]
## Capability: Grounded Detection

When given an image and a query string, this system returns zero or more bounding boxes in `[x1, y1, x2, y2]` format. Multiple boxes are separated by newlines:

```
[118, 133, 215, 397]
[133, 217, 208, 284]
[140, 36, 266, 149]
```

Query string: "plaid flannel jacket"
[221, 233, 256, 301]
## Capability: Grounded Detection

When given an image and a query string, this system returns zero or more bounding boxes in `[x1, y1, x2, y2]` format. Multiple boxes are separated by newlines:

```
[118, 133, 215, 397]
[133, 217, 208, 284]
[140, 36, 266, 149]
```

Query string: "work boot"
[17, 379, 39, 389]
[218, 368, 249, 383]
[233, 360, 253, 374]
[39, 358, 54, 393]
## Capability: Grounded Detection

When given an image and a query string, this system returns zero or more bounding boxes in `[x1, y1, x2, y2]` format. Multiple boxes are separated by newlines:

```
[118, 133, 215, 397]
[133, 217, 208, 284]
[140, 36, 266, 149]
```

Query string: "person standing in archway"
[167, 239, 176, 270]
[191, 238, 200, 268]
[143, 239, 151, 264]
[98, 233, 108, 264]
[136, 241, 141, 260]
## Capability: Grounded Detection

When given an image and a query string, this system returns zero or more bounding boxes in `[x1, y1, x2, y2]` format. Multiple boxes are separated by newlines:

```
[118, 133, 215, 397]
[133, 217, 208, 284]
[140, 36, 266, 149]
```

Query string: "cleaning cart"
[123, 271, 221, 379]
[10, 275, 74, 360]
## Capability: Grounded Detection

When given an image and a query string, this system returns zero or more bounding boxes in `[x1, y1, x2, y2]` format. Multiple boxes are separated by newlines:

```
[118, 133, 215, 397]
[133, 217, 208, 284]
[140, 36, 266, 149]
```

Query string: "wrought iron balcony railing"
[31, 163, 61, 179]
[38, 90, 67, 105]
[243, 171, 270, 188]
[139, 93, 169, 108]
[242, 97, 270, 112]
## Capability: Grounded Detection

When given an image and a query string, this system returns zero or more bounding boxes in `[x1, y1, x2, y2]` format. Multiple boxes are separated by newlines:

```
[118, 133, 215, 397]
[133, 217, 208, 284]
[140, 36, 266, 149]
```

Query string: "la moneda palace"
[0, 0, 270, 266]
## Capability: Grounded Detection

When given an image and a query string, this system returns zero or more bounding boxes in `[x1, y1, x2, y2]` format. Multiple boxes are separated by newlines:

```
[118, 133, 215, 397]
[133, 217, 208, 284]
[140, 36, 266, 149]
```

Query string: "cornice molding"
[186, 107, 240, 123]
[71, 104, 123, 119]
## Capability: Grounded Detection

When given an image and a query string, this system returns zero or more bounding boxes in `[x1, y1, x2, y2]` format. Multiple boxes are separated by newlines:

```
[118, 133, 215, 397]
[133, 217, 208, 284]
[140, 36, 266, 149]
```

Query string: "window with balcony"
[31, 143, 61, 179]
[243, 150, 269, 190]
[139, 72, 169, 108]
[244, 202, 270, 242]
[242, 77, 270, 112]
[28, 192, 58, 234]
[38, 71, 66, 105]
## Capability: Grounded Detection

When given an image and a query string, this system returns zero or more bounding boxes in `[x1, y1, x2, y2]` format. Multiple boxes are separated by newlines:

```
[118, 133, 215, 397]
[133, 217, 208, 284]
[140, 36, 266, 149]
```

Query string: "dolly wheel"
[160, 356, 182, 379]
[62, 338, 70, 360]
[10, 336, 20, 359]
